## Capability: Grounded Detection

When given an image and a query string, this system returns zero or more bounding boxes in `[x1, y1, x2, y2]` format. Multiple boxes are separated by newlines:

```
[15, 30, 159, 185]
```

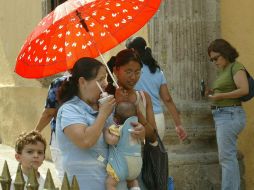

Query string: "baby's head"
[114, 101, 137, 125]
[15, 130, 47, 171]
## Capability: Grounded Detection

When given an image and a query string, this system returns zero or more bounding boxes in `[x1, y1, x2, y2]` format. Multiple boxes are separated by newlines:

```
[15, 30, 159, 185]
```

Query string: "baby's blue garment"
[56, 96, 128, 190]
[135, 64, 167, 114]
[108, 116, 142, 181]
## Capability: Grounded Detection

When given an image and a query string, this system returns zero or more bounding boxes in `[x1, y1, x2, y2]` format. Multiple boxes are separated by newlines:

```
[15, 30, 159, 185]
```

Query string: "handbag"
[231, 63, 254, 102]
[141, 129, 168, 190]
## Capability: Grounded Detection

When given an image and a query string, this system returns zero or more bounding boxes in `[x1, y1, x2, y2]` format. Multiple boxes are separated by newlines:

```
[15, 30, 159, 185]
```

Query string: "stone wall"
[0, 0, 53, 159]
[221, 0, 254, 189]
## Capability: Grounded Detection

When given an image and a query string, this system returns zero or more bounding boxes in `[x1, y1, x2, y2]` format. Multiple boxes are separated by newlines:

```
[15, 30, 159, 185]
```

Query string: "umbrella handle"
[98, 52, 119, 89]
[76, 11, 89, 32]
[76, 10, 119, 89]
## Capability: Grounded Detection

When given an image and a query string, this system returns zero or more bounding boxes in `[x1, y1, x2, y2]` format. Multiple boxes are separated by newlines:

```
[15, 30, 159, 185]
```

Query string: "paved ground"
[0, 144, 61, 189]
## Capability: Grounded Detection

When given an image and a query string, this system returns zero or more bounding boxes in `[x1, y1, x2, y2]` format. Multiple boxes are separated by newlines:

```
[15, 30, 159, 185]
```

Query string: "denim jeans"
[212, 106, 246, 190]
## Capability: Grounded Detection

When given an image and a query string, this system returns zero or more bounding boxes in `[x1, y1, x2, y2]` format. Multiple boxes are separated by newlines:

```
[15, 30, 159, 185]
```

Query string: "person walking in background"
[11, 130, 47, 190]
[125, 36, 187, 141]
[35, 71, 71, 180]
[207, 39, 248, 190]
[56, 57, 145, 190]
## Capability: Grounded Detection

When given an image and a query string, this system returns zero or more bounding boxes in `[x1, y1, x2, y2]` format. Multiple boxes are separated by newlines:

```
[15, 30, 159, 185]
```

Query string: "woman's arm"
[159, 84, 181, 126]
[159, 84, 187, 140]
[143, 92, 157, 142]
[63, 112, 109, 148]
[35, 108, 56, 132]
[209, 70, 249, 100]
[63, 97, 115, 148]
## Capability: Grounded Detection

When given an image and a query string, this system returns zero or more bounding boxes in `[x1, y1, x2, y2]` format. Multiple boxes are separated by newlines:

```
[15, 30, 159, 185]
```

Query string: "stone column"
[148, 0, 222, 189]
[41, 0, 52, 17]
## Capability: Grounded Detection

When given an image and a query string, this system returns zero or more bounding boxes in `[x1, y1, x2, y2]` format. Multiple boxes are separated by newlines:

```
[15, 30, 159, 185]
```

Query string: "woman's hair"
[106, 49, 142, 95]
[125, 36, 160, 73]
[207, 39, 239, 63]
[57, 57, 104, 103]
[15, 130, 47, 154]
[114, 49, 142, 69]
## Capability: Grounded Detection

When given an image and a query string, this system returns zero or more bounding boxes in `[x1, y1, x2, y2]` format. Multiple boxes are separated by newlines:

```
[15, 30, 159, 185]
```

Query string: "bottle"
[98, 92, 113, 104]
[168, 176, 174, 190]
[200, 79, 206, 97]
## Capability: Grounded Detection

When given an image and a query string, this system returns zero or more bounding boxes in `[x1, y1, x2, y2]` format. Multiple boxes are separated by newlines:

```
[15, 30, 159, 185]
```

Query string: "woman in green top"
[207, 39, 248, 190]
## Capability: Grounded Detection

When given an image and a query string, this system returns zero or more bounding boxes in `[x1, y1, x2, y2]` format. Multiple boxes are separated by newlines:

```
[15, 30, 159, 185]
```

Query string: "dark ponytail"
[57, 77, 78, 104]
[126, 36, 160, 73]
[57, 57, 104, 104]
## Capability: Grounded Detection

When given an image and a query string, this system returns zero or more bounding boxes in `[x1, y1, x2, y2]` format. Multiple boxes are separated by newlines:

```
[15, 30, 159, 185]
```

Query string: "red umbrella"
[15, 0, 161, 78]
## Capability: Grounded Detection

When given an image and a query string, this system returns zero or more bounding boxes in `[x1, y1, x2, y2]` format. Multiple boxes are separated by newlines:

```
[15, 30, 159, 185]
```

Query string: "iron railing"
[0, 161, 79, 190]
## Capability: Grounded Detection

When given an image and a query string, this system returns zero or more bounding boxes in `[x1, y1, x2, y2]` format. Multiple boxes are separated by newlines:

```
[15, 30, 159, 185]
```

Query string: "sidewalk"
[0, 144, 61, 188]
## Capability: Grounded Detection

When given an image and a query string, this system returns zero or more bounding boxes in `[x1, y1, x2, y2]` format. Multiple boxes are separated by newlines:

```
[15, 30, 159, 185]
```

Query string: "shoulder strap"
[231, 63, 250, 80]
[139, 91, 146, 108]
[230, 63, 235, 80]
[90, 149, 107, 165]
[135, 90, 147, 119]
[230, 63, 238, 89]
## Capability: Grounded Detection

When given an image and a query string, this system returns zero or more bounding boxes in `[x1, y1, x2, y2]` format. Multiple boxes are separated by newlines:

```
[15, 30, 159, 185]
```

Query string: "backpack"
[231, 63, 254, 102]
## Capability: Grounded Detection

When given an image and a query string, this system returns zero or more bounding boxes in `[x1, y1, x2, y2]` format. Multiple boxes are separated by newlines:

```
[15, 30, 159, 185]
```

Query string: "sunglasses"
[210, 54, 221, 63]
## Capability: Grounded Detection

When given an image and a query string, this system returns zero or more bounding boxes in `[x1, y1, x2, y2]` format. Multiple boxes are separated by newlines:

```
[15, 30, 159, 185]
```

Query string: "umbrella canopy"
[15, 0, 161, 78]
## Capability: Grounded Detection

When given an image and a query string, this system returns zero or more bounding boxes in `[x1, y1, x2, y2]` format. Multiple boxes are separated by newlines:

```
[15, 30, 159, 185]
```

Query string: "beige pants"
[50, 132, 64, 181]
[154, 113, 166, 140]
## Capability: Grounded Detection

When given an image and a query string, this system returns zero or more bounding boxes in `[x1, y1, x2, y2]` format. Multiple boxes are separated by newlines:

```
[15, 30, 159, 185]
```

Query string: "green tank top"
[212, 61, 245, 106]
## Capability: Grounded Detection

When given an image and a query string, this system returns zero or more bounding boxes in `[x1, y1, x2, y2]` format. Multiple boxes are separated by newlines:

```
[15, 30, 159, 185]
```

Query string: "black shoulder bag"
[142, 129, 168, 190]
[231, 63, 254, 102]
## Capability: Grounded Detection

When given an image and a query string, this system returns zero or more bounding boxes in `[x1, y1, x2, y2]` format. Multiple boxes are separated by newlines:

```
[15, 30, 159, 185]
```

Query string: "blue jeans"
[212, 106, 246, 190]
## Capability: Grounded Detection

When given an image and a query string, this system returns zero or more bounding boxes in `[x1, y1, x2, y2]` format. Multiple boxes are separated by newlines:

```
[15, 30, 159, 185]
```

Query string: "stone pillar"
[148, 0, 222, 189]
[42, 0, 52, 17]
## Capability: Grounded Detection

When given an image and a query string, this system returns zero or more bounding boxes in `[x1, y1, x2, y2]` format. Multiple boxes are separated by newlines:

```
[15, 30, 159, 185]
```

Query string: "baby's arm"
[104, 127, 120, 145]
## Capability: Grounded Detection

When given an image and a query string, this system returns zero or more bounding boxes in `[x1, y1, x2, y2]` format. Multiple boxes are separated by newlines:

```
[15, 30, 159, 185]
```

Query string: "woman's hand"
[175, 125, 187, 141]
[207, 93, 224, 101]
[205, 89, 214, 97]
[206, 88, 224, 100]
[99, 96, 116, 118]
[130, 122, 145, 141]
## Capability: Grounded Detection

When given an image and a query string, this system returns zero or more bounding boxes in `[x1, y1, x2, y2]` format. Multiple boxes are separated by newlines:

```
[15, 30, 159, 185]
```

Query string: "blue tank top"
[135, 64, 167, 114]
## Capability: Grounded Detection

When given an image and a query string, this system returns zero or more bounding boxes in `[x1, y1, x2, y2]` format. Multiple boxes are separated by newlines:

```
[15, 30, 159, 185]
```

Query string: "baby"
[104, 101, 142, 190]
[11, 130, 47, 190]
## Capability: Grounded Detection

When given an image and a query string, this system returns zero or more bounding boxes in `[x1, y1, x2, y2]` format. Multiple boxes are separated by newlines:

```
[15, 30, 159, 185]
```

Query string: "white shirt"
[11, 173, 45, 190]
